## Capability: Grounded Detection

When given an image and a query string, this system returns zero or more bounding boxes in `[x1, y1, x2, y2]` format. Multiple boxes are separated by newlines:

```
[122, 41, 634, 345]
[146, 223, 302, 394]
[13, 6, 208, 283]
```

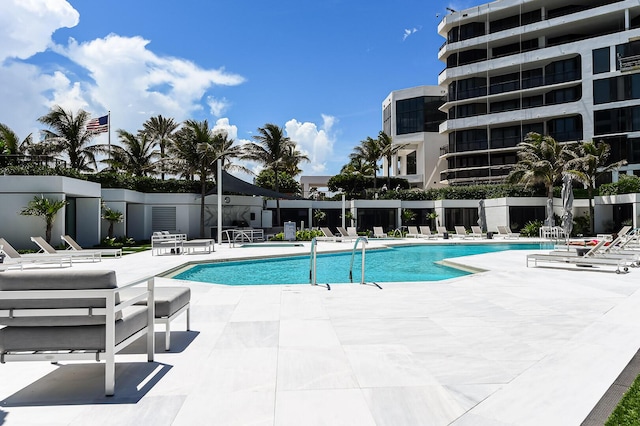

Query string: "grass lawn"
[607, 373, 640, 425]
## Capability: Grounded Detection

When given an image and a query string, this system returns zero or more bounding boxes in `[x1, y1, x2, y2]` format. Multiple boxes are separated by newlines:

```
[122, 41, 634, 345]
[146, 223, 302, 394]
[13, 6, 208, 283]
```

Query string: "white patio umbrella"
[561, 174, 574, 245]
[477, 200, 487, 232]
[545, 198, 555, 227]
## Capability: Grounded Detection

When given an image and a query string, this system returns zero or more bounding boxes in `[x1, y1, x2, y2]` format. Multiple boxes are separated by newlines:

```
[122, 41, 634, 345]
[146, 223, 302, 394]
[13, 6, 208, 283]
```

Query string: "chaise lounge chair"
[527, 239, 638, 273]
[316, 227, 343, 242]
[406, 226, 421, 238]
[0, 237, 72, 269]
[0, 269, 155, 396]
[30, 236, 101, 262]
[497, 226, 520, 239]
[61, 235, 122, 258]
[336, 227, 358, 241]
[373, 226, 386, 238]
[418, 226, 438, 239]
[454, 226, 469, 239]
[435, 226, 450, 238]
[346, 227, 359, 237]
[470, 226, 484, 238]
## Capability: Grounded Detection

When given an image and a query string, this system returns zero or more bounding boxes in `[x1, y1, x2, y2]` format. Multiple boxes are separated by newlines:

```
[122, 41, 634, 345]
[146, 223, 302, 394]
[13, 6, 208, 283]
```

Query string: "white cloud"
[402, 28, 419, 41]
[285, 114, 336, 174]
[0, 0, 78, 62]
[207, 96, 229, 117]
[51, 34, 246, 133]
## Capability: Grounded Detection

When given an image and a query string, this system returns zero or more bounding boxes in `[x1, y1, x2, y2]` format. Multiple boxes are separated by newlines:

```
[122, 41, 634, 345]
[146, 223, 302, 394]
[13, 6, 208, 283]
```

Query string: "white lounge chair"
[436, 226, 449, 238]
[61, 235, 122, 258]
[454, 226, 468, 239]
[30, 236, 101, 262]
[346, 227, 359, 237]
[470, 226, 484, 238]
[0, 269, 155, 396]
[317, 227, 341, 242]
[497, 226, 520, 239]
[0, 237, 72, 269]
[373, 227, 386, 238]
[419, 226, 438, 239]
[527, 239, 638, 273]
[406, 226, 421, 238]
[336, 227, 357, 241]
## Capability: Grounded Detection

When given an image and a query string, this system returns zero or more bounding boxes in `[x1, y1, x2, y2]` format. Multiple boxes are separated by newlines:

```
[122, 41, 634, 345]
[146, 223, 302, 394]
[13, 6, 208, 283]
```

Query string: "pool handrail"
[349, 236, 368, 284]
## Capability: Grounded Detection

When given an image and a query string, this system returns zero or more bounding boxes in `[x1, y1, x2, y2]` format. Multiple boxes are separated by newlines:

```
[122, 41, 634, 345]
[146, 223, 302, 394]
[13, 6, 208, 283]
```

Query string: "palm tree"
[20, 195, 67, 243]
[281, 145, 310, 177]
[99, 129, 159, 176]
[507, 132, 576, 200]
[350, 136, 383, 189]
[101, 203, 124, 239]
[0, 123, 32, 155]
[341, 157, 375, 176]
[378, 131, 408, 187]
[143, 115, 179, 180]
[565, 140, 627, 234]
[37, 106, 100, 171]
[170, 120, 243, 237]
[242, 123, 296, 226]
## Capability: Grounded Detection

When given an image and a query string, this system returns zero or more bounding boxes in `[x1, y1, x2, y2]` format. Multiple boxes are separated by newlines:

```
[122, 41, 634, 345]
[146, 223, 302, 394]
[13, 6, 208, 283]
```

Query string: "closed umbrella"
[477, 200, 487, 232]
[561, 174, 574, 245]
[545, 198, 555, 227]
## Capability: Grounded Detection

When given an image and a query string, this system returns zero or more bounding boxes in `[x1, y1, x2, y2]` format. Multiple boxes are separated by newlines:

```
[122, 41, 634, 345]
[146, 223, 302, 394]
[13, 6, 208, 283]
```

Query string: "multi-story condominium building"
[381, 86, 448, 189]
[437, 0, 640, 185]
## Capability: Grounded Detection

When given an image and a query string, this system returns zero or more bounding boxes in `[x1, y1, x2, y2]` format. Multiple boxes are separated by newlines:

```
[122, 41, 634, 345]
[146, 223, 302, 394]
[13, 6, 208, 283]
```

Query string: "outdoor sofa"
[0, 269, 155, 396]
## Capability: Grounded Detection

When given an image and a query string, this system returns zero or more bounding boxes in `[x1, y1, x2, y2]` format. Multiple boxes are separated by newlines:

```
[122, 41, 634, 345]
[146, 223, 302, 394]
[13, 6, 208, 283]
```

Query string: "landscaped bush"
[270, 229, 324, 241]
[520, 220, 542, 237]
[600, 174, 640, 196]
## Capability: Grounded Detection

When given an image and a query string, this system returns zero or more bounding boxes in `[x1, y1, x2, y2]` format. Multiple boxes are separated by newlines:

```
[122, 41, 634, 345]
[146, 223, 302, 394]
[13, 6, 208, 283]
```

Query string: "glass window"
[593, 79, 611, 104]
[593, 47, 610, 74]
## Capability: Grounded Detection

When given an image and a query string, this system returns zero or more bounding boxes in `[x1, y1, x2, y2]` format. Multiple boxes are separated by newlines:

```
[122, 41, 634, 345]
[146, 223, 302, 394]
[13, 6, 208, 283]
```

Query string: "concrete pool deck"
[0, 239, 638, 425]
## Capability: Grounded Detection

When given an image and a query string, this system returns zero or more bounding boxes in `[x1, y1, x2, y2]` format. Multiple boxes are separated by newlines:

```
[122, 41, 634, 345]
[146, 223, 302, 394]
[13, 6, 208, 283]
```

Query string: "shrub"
[520, 220, 542, 237]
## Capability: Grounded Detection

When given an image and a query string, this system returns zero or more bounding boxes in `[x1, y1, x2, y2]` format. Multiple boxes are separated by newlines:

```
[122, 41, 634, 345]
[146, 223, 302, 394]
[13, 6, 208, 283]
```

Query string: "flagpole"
[108, 110, 111, 162]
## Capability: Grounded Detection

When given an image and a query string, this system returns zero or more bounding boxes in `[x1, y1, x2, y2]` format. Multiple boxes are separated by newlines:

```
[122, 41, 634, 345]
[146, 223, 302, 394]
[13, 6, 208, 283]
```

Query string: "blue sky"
[0, 0, 485, 180]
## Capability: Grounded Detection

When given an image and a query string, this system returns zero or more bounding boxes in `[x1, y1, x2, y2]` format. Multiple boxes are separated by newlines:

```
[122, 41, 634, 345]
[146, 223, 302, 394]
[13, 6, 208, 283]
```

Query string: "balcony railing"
[619, 54, 640, 72]
[0, 155, 66, 168]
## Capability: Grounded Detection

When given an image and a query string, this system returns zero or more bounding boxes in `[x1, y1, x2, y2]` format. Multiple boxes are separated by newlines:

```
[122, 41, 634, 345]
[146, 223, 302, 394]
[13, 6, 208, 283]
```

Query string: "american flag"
[87, 115, 109, 133]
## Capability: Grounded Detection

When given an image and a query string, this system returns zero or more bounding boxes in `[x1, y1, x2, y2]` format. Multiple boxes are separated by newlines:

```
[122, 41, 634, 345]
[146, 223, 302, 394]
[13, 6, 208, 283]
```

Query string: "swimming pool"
[173, 243, 549, 286]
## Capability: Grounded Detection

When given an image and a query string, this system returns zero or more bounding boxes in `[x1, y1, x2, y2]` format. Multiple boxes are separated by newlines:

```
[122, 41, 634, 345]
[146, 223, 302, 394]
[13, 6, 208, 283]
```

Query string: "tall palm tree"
[281, 145, 310, 177]
[99, 129, 160, 176]
[0, 123, 32, 155]
[37, 106, 100, 171]
[170, 120, 243, 237]
[341, 157, 374, 176]
[242, 123, 296, 226]
[507, 132, 576, 200]
[565, 140, 627, 234]
[377, 131, 408, 187]
[143, 115, 179, 180]
[350, 136, 383, 189]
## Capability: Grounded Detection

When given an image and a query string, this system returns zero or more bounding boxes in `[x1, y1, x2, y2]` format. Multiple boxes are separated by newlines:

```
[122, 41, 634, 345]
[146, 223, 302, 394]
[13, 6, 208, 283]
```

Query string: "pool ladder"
[309, 236, 381, 290]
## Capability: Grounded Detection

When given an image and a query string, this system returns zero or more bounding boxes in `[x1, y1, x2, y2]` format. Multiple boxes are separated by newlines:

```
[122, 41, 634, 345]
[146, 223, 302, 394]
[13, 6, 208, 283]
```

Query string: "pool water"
[173, 243, 549, 286]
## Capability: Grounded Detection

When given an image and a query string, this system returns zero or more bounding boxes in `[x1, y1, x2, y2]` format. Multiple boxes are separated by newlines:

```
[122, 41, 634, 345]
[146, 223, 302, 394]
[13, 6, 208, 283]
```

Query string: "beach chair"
[346, 227, 359, 237]
[406, 226, 421, 238]
[454, 226, 468, 239]
[0, 237, 72, 269]
[373, 227, 386, 238]
[470, 226, 483, 238]
[61, 235, 122, 258]
[497, 226, 520, 239]
[336, 227, 357, 241]
[527, 239, 636, 273]
[30, 236, 101, 262]
[435, 226, 449, 238]
[317, 227, 341, 242]
[419, 226, 438, 239]
[0, 269, 155, 396]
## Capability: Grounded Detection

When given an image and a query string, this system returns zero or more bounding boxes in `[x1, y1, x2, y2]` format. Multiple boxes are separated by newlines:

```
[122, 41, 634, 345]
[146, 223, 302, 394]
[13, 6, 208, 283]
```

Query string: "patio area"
[0, 240, 639, 425]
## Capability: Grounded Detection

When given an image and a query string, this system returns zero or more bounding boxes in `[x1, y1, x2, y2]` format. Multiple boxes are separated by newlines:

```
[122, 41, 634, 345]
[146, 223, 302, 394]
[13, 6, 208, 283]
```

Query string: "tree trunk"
[108, 222, 114, 239]
[275, 167, 281, 227]
[45, 224, 52, 244]
[588, 186, 595, 236]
